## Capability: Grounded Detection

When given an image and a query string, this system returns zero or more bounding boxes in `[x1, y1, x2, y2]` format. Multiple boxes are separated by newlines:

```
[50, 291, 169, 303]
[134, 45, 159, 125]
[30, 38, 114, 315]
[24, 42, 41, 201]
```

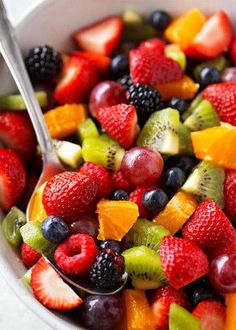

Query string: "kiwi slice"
[22, 267, 33, 286]
[182, 160, 225, 208]
[122, 246, 166, 290]
[137, 108, 180, 155]
[123, 9, 144, 25]
[169, 303, 201, 330]
[181, 93, 203, 121]
[53, 140, 82, 169]
[179, 123, 193, 155]
[82, 136, 125, 170]
[0, 91, 47, 110]
[2, 207, 26, 247]
[20, 221, 56, 254]
[165, 44, 186, 71]
[194, 55, 229, 81]
[184, 100, 220, 131]
[124, 218, 170, 252]
[78, 118, 99, 143]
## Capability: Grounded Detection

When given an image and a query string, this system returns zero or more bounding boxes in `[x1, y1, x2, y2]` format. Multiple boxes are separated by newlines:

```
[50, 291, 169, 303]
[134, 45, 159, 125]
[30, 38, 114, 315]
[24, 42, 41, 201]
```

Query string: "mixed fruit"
[1, 6, 236, 330]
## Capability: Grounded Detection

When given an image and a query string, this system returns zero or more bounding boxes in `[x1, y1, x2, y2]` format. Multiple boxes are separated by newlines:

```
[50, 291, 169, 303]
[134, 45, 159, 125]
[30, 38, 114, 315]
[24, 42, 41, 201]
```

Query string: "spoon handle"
[0, 0, 57, 161]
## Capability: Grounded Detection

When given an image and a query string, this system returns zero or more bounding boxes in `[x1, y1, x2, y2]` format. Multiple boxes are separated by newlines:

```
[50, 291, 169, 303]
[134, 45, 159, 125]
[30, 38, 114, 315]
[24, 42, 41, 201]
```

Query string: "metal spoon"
[0, 0, 127, 295]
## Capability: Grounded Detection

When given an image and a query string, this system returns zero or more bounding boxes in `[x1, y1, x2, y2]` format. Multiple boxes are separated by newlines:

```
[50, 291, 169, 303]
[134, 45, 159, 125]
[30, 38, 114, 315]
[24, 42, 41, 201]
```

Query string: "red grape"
[69, 214, 99, 239]
[210, 253, 236, 293]
[89, 81, 127, 117]
[121, 146, 164, 186]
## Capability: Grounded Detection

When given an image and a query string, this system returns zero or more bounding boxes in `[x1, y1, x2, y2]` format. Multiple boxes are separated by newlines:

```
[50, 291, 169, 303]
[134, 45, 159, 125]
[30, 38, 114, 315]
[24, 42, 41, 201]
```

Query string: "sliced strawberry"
[96, 104, 139, 149]
[54, 56, 100, 104]
[230, 36, 236, 65]
[193, 300, 226, 330]
[72, 50, 111, 75]
[0, 112, 36, 162]
[224, 170, 236, 220]
[185, 11, 233, 60]
[139, 38, 165, 55]
[74, 16, 123, 56]
[31, 258, 82, 310]
[0, 148, 26, 212]
[129, 49, 183, 85]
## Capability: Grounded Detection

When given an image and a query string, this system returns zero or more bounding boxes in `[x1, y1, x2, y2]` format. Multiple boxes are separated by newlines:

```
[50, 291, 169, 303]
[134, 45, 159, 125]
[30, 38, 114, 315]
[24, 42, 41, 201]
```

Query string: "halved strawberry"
[72, 51, 111, 75]
[54, 55, 100, 104]
[185, 11, 233, 60]
[74, 16, 123, 55]
[139, 38, 165, 55]
[96, 104, 139, 149]
[31, 258, 82, 310]
[193, 300, 226, 330]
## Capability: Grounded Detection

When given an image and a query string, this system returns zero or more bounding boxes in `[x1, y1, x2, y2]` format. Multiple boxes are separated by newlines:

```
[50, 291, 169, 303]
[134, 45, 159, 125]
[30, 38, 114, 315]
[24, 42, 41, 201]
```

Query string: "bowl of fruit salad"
[1, 0, 236, 329]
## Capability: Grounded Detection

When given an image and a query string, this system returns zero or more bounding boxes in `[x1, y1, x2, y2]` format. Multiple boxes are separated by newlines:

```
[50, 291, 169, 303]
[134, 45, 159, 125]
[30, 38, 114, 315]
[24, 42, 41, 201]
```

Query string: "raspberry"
[79, 162, 112, 198]
[129, 185, 156, 218]
[21, 243, 41, 269]
[90, 249, 124, 288]
[54, 234, 98, 275]
[111, 170, 134, 193]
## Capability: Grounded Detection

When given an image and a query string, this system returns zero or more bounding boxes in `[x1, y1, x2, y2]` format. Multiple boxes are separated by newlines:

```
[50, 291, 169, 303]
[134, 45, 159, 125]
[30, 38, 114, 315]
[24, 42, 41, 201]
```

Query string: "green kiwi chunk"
[181, 93, 203, 121]
[82, 136, 125, 170]
[22, 267, 33, 286]
[194, 55, 229, 81]
[0, 91, 47, 110]
[53, 140, 82, 169]
[165, 44, 186, 71]
[184, 100, 220, 131]
[124, 218, 170, 252]
[122, 246, 166, 290]
[123, 10, 144, 25]
[179, 123, 193, 155]
[137, 108, 180, 155]
[78, 118, 99, 142]
[182, 160, 225, 208]
[169, 303, 201, 330]
[2, 207, 26, 247]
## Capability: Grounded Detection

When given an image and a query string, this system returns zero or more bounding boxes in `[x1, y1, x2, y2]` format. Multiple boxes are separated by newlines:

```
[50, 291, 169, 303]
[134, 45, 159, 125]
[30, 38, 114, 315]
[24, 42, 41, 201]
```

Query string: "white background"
[0, 1, 52, 329]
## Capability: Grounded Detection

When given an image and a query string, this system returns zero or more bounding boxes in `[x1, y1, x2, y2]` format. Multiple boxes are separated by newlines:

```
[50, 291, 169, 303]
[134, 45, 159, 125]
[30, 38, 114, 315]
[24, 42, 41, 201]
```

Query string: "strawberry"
[96, 104, 139, 149]
[21, 243, 41, 269]
[193, 300, 226, 330]
[72, 51, 111, 75]
[185, 11, 233, 60]
[230, 36, 236, 65]
[31, 258, 82, 310]
[160, 236, 209, 289]
[111, 170, 135, 193]
[0, 112, 36, 162]
[0, 148, 26, 212]
[183, 200, 236, 253]
[129, 185, 156, 218]
[129, 49, 183, 85]
[54, 233, 98, 274]
[54, 55, 100, 105]
[202, 82, 236, 126]
[149, 285, 190, 329]
[74, 16, 123, 56]
[79, 162, 112, 198]
[42, 172, 98, 223]
[139, 38, 165, 55]
[224, 170, 236, 220]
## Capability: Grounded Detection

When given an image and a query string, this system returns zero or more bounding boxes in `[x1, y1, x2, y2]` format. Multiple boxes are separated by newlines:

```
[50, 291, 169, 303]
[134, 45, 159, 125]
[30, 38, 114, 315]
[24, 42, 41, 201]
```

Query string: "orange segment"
[153, 191, 197, 234]
[97, 200, 139, 241]
[225, 293, 236, 330]
[29, 183, 47, 222]
[191, 125, 236, 169]
[121, 290, 156, 330]
[165, 8, 206, 49]
[155, 75, 199, 100]
[44, 104, 87, 139]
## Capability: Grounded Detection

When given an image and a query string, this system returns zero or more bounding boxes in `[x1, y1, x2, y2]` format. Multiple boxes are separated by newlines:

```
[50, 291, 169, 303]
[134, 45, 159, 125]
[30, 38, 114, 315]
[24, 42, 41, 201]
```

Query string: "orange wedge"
[44, 103, 87, 139]
[225, 294, 236, 330]
[153, 191, 197, 234]
[191, 125, 236, 169]
[97, 200, 139, 241]
[165, 8, 206, 50]
[155, 75, 199, 100]
[29, 183, 47, 222]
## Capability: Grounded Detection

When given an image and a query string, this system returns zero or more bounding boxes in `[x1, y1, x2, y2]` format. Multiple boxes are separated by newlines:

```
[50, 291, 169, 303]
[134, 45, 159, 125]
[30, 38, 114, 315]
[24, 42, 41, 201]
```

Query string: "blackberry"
[25, 45, 62, 83]
[128, 83, 162, 125]
[90, 249, 125, 288]
[118, 74, 133, 90]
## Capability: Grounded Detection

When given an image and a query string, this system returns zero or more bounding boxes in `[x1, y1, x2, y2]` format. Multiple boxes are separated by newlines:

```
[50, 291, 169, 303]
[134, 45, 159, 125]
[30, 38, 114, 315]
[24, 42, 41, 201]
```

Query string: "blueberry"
[191, 288, 215, 307]
[165, 167, 186, 190]
[149, 10, 171, 30]
[169, 97, 188, 115]
[99, 240, 121, 254]
[111, 190, 129, 201]
[142, 189, 169, 214]
[198, 66, 222, 88]
[41, 216, 69, 243]
[110, 54, 129, 78]
[166, 156, 196, 175]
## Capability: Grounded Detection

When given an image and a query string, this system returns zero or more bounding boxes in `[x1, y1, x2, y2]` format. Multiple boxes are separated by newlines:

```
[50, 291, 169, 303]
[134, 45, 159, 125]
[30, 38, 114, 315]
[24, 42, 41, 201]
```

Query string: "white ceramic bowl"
[0, 0, 235, 329]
